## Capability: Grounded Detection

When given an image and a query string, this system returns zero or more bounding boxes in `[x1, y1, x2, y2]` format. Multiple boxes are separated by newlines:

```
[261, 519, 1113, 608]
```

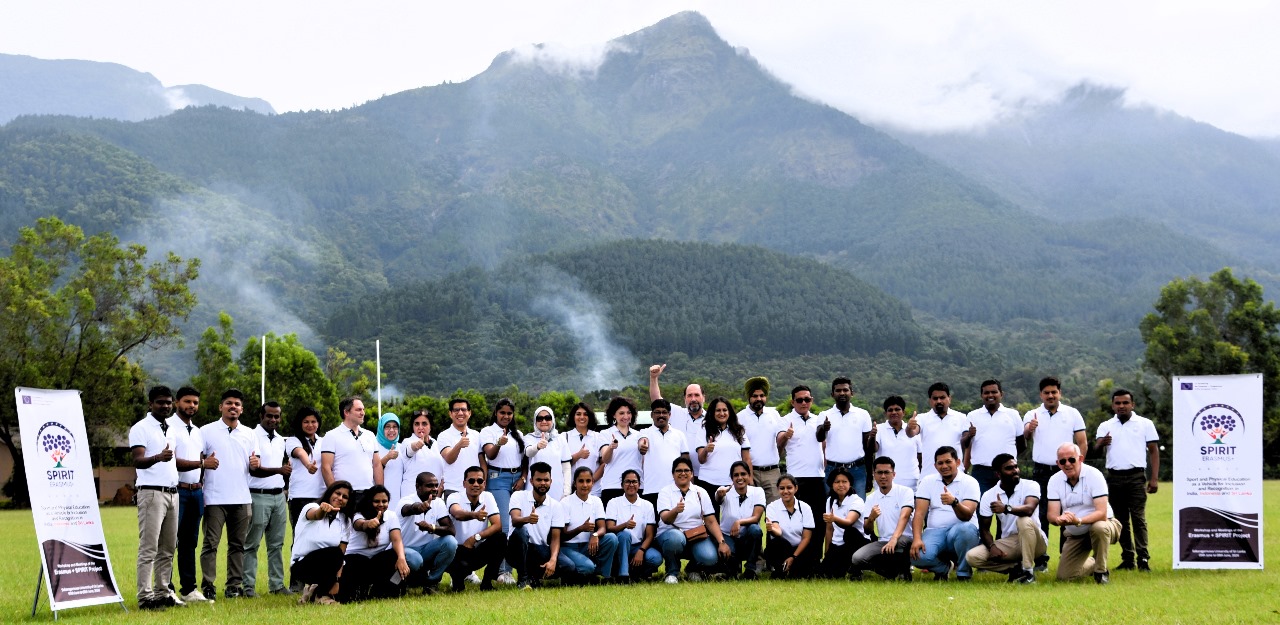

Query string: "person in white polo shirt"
[199, 389, 260, 600]
[397, 471, 457, 593]
[1094, 388, 1160, 572]
[713, 461, 764, 579]
[242, 402, 291, 598]
[565, 402, 604, 498]
[398, 410, 446, 510]
[321, 397, 382, 499]
[817, 377, 874, 495]
[737, 377, 783, 503]
[339, 485, 410, 602]
[818, 466, 868, 579]
[1047, 442, 1122, 584]
[598, 396, 642, 508]
[964, 379, 1024, 495]
[130, 386, 181, 610]
[606, 468, 662, 582]
[284, 405, 324, 593]
[764, 474, 817, 578]
[558, 467, 621, 583]
[965, 453, 1046, 583]
[910, 446, 982, 581]
[446, 465, 507, 591]
[167, 386, 209, 604]
[291, 480, 351, 605]
[508, 462, 570, 589]
[638, 399, 690, 507]
[437, 398, 484, 498]
[907, 382, 969, 480]
[777, 385, 828, 541]
[656, 456, 729, 584]
[850, 456, 914, 580]
[875, 396, 922, 490]
[694, 397, 751, 493]
[480, 398, 526, 584]
[1022, 376, 1088, 571]
[649, 363, 708, 477]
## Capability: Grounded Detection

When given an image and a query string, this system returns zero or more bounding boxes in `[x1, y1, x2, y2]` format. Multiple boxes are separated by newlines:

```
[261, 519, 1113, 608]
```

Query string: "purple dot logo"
[35, 421, 75, 469]
[1191, 404, 1245, 445]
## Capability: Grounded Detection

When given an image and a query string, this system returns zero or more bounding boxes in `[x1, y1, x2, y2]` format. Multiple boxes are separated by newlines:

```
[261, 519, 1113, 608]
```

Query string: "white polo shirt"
[694, 427, 751, 487]
[779, 411, 825, 478]
[249, 425, 287, 490]
[826, 493, 867, 546]
[817, 405, 873, 464]
[396, 494, 451, 550]
[875, 423, 922, 485]
[510, 490, 567, 546]
[915, 472, 981, 529]
[167, 415, 204, 486]
[915, 409, 969, 477]
[638, 426, 689, 495]
[398, 436, 446, 502]
[606, 495, 656, 545]
[322, 424, 379, 491]
[130, 414, 178, 488]
[479, 424, 523, 470]
[436, 426, 482, 493]
[718, 485, 765, 535]
[965, 405, 1022, 468]
[448, 490, 499, 540]
[344, 509, 400, 557]
[1023, 404, 1086, 466]
[657, 484, 715, 532]
[200, 419, 258, 505]
[292, 504, 348, 563]
[525, 432, 572, 499]
[980, 480, 1045, 540]
[1047, 464, 1115, 537]
[765, 499, 815, 547]
[285, 434, 326, 500]
[1097, 414, 1159, 471]
[668, 406, 707, 476]
[600, 426, 643, 492]
[561, 493, 607, 544]
[864, 484, 915, 540]
[737, 407, 782, 466]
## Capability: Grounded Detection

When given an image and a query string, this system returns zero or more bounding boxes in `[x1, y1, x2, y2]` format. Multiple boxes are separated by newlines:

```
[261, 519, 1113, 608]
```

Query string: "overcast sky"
[4, 1, 1278, 136]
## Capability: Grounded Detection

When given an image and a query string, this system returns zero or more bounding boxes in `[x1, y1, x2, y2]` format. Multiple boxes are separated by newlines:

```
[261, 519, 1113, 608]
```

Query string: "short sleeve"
[1144, 420, 1159, 442]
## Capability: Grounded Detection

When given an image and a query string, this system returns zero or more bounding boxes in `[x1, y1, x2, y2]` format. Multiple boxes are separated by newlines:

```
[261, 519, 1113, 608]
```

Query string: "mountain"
[0, 53, 275, 123]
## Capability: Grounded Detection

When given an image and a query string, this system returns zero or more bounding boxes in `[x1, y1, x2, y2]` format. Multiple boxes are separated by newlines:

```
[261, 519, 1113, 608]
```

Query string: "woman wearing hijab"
[599, 397, 642, 507]
[566, 402, 604, 497]
[293, 480, 351, 605]
[480, 398, 526, 585]
[375, 413, 403, 502]
[695, 397, 752, 492]
[398, 409, 445, 504]
[656, 457, 731, 584]
[338, 485, 410, 602]
[819, 466, 869, 579]
[524, 405, 572, 499]
[764, 474, 817, 579]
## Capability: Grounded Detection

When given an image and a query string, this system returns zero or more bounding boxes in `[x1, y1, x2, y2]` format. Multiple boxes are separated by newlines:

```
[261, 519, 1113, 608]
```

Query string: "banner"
[1172, 374, 1264, 569]
[15, 387, 124, 611]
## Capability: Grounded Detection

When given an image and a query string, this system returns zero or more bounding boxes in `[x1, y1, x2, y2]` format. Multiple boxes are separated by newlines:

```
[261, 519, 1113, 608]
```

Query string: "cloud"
[162, 86, 195, 111]
[504, 40, 628, 77]
[526, 266, 636, 391]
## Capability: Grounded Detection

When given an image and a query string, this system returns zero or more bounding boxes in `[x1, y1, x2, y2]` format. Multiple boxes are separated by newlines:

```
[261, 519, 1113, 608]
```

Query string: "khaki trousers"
[1057, 518, 1121, 580]
[966, 517, 1047, 572]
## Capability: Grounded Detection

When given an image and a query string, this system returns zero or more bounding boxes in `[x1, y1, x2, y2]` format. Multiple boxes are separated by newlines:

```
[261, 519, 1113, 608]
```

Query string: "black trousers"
[819, 532, 870, 578]
[764, 536, 817, 579]
[338, 550, 400, 602]
[447, 534, 509, 589]
[292, 546, 343, 591]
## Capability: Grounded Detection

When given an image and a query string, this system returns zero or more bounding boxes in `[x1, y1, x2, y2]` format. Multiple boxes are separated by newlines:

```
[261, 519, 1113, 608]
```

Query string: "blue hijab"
[376, 412, 400, 451]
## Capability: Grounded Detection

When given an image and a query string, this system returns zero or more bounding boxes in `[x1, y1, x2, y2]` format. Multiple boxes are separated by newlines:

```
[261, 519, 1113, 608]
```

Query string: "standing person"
[910, 446, 982, 581]
[694, 397, 752, 492]
[375, 412, 403, 502]
[285, 407, 325, 544]
[565, 402, 604, 498]
[397, 471, 457, 594]
[638, 399, 690, 507]
[321, 397, 382, 501]
[819, 467, 868, 579]
[656, 456, 730, 584]
[1094, 389, 1160, 572]
[816, 377, 874, 495]
[167, 386, 209, 604]
[777, 386, 828, 541]
[605, 468, 662, 582]
[399, 409, 446, 507]
[480, 398, 525, 585]
[292, 480, 352, 606]
[964, 379, 1024, 494]
[598, 396, 642, 507]
[964, 453, 1046, 583]
[1048, 443, 1122, 584]
[1022, 376, 1087, 571]
[437, 398, 483, 498]
[713, 461, 764, 579]
[908, 382, 970, 480]
[339, 485, 410, 602]
[737, 377, 783, 503]
[764, 475, 817, 579]
[244, 402, 292, 597]
[875, 396, 922, 490]
[649, 364, 708, 477]
[559, 467, 621, 583]
[446, 466, 507, 591]
[524, 406, 572, 499]
[130, 386, 180, 609]
[850, 457, 915, 581]
[199, 389, 261, 600]
[508, 462, 570, 589]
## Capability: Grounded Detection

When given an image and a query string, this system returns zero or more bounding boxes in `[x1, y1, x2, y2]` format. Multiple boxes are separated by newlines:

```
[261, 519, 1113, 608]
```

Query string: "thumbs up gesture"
[527, 508, 540, 524]
[867, 504, 881, 523]
[473, 505, 488, 521]
[649, 363, 667, 379]
[638, 437, 649, 454]
[624, 514, 636, 530]
[781, 422, 795, 443]
[907, 411, 919, 430]
[573, 444, 589, 461]
[158, 444, 174, 462]
[992, 494, 1008, 515]
[203, 451, 219, 470]
[279, 460, 292, 476]
[939, 485, 955, 506]
[458, 430, 471, 448]
[610, 434, 619, 450]
[1026, 413, 1039, 434]
[412, 438, 425, 452]
[384, 448, 399, 461]
[537, 432, 548, 450]
[869, 420, 878, 437]
[249, 452, 261, 470]
[497, 429, 509, 446]
[673, 498, 685, 514]
[704, 435, 716, 454]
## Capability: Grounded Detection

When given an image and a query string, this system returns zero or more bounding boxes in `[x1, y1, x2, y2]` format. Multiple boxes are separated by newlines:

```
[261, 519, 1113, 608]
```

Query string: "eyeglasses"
[794, 397, 813, 403]
[1056, 457, 1078, 466]
[622, 479, 641, 485]
[873, 470, 894, 476]
[535, 415, 553, 422]
[466, 478, 486, 485]
[673, 468, 692, 474]
[450, 408, 469, 413]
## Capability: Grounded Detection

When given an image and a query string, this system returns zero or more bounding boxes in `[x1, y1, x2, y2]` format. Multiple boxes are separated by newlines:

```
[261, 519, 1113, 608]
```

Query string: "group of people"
[128, 367, 1160, 607]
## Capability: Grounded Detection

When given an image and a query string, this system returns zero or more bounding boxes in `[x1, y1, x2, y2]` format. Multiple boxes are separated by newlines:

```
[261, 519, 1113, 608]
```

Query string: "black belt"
[752, 464, 779, 472]
[140, 485, 178, 494]
[1109, 467, 1145, 476]
[250, 488, 284, 495]
[177, 482, 202, 491]
[489, 466, 521, 474]
[826, 460, 863, 469]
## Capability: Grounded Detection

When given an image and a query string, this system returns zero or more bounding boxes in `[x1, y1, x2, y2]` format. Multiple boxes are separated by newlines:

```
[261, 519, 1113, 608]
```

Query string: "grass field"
[3, 482, 1277, 624]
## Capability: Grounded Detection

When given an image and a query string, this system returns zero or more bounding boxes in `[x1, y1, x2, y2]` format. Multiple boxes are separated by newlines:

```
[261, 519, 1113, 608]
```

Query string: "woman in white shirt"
[559, 467, 620, 583]
[765, 474, 816, 579]
[819, 467, 869, 579]
[286, 407, 326, 535]
[604, 468, 662, 581]
[599, 396, 642, 507]
[524, 405, 572, 498]
[715, 460, 765, 579]
[338, 485, 410, 602]
[566, 402, 603, 497]
[292, 480, 351, 605]
[656, 457, 731, 584]
[374, 413, 403, 502]
[696, 397, 752, 492]
[397, 410, 445, 502]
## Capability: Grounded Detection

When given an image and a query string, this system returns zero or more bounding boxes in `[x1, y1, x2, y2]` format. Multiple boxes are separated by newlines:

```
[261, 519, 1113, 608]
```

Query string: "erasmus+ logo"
[35, 421, 76, 484]
[1191, 404, 1244, 461]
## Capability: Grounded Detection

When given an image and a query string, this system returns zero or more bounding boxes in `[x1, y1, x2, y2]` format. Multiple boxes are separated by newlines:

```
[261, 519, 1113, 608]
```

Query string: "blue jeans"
[176, 487, 203, 594]
[486, 470, 518, 573]
[912, 523, 981, 578]
[826, 462, 868, 497]
[506, 526, 574, 583]
[615, 531, 662, 579]
[404, 536, 458, 584]
[560, 535, 620, 577]
[656, 529, 719, 576]
[721, 524, 762, 575]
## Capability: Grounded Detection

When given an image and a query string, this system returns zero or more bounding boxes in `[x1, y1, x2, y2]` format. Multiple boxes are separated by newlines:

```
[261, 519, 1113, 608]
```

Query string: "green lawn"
[3, 482, 1277, 624]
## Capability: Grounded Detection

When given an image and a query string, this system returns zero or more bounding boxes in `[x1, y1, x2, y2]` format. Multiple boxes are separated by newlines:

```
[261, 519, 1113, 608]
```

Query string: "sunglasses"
[536, 415, 554, 422]
[1056, 457, 1078, 466]
[794, 397, 813, 403]
[467, 478, 486, 485]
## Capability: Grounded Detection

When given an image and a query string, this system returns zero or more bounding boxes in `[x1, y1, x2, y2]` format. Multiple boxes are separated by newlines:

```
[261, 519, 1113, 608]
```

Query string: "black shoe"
[847, 571, 863, 582]
[933, 571, 948, 581]
[479, 581, 494, 591]
[1137, 559, 1151, 572]
[956, 576, 971, 582]
[241, 587, 257, 598]
[270, 587, 295, 595]
[224, 588, 243, 599]
[1094, 571, 1110, 585]
[139, 599, 166, 611]
[201, 585, 217, 601]
[1033, 555, 1049, 573]
[1115, 561, 1136, 571]
[1014, 569, 1036, 584]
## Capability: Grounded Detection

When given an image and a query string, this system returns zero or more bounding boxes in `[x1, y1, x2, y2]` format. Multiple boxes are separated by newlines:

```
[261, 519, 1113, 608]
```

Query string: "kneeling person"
[606, 469, 662, 582]
[910, 446, 981, 581]
[446, 466, 507, 591]
[715, 461, 765, 579]
[398, 472, 457, 593]
[965, 453, 1046, 583]
[508, 462, 570, 589]
[1048, 443, 1121, 584]
[851, 457, 914, 580]
[560, 467, 620, 583]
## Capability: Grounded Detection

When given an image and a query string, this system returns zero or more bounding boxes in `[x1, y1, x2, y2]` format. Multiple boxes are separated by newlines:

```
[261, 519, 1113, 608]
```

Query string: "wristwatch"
[473, 533, 483, 543]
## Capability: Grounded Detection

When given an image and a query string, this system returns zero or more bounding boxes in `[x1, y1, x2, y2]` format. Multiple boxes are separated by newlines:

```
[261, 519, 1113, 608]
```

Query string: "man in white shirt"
[167, 386, 210, 603]
[243, 402, 292, 597]
[817, 377, 874, 495]
[1022, 376, 1087, 571]
[964, 379, 1025, 495]
[777, 385, 828, 540]
[446, 466, 506, 591]
[398, 471, 457, 593]
[638, 399, 690, 506]
[321, 397, 381, 499]
[1047, 443, 1122, 584]
[1093, 389, 1160, 572]
[437, 398, 484, 497]
[849, 456, 914, 580]
[965, 453, 1047, 583]
[737, 376, 782, 503]
[875, 396, 922, 490]
[508, 462, 569, 589]
[199, 389, 261, 600]
[130, 386, 180, 609]
[649, 363, 707, 476]
[907, 382, 969, 479]
[910, 446, 982, 581]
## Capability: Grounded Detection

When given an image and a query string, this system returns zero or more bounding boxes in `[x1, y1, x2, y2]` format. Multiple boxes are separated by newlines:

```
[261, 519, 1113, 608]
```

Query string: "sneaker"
[200, 585, 217, 601]
[479, 581, 494, 591]
[270, 587, 295, 595]
[687, 572, 704, 583]
[289, 580, 304, 593]
[153, 593, 178, 608]
[1094, 571, 1110, 585]
[299, 584, 318, 605]
[496, 572, 517, 585]
[182, 589, 212, 604]
[1033, 555, 1050, 573]
[138, 599, 165, 611]
[241, 587, 257, 598]
[169, 591, 186, 607]
[465, 572, 482, 584]
[1137, 559, 1151, 572]
[664, 574, 679, 584]
[933, 571, 949, 582]
[224, 588, 243, 599]
[740, 570, 758, 581]
[1115, 561, 1136, 571]
[1016, 569, 1036, 584]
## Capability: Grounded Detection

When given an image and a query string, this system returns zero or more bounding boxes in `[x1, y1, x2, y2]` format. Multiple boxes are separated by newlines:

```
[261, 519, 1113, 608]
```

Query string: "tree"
[1139, 268, 1280, 463]
[238, 333, 340, 433]
[189, 311, 241, 423]
[0, 217, 199, 504]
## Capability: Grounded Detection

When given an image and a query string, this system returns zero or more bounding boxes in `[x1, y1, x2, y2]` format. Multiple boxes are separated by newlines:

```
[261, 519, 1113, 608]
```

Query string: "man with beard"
[1094, 389, 1160, 572]
[1022, 376, 1087, 571]
[907, 383, 969, 480]
[168, 387, 211, 603]
[638, 399, 690, 507]
[200, 389, 261, 600]
[737, 377, 783, 503]
[508, 462, 568, 589]
[817, 377, 875, 495]
[963, 380, 1024, 495]
[130, 386, 181, 609]
[398, 471, 457, 593]
[910, 446, 981, 581]
[965, 453, 1046, 583]
[649, 364, 708, 478]
[243, 402, 292, 597]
